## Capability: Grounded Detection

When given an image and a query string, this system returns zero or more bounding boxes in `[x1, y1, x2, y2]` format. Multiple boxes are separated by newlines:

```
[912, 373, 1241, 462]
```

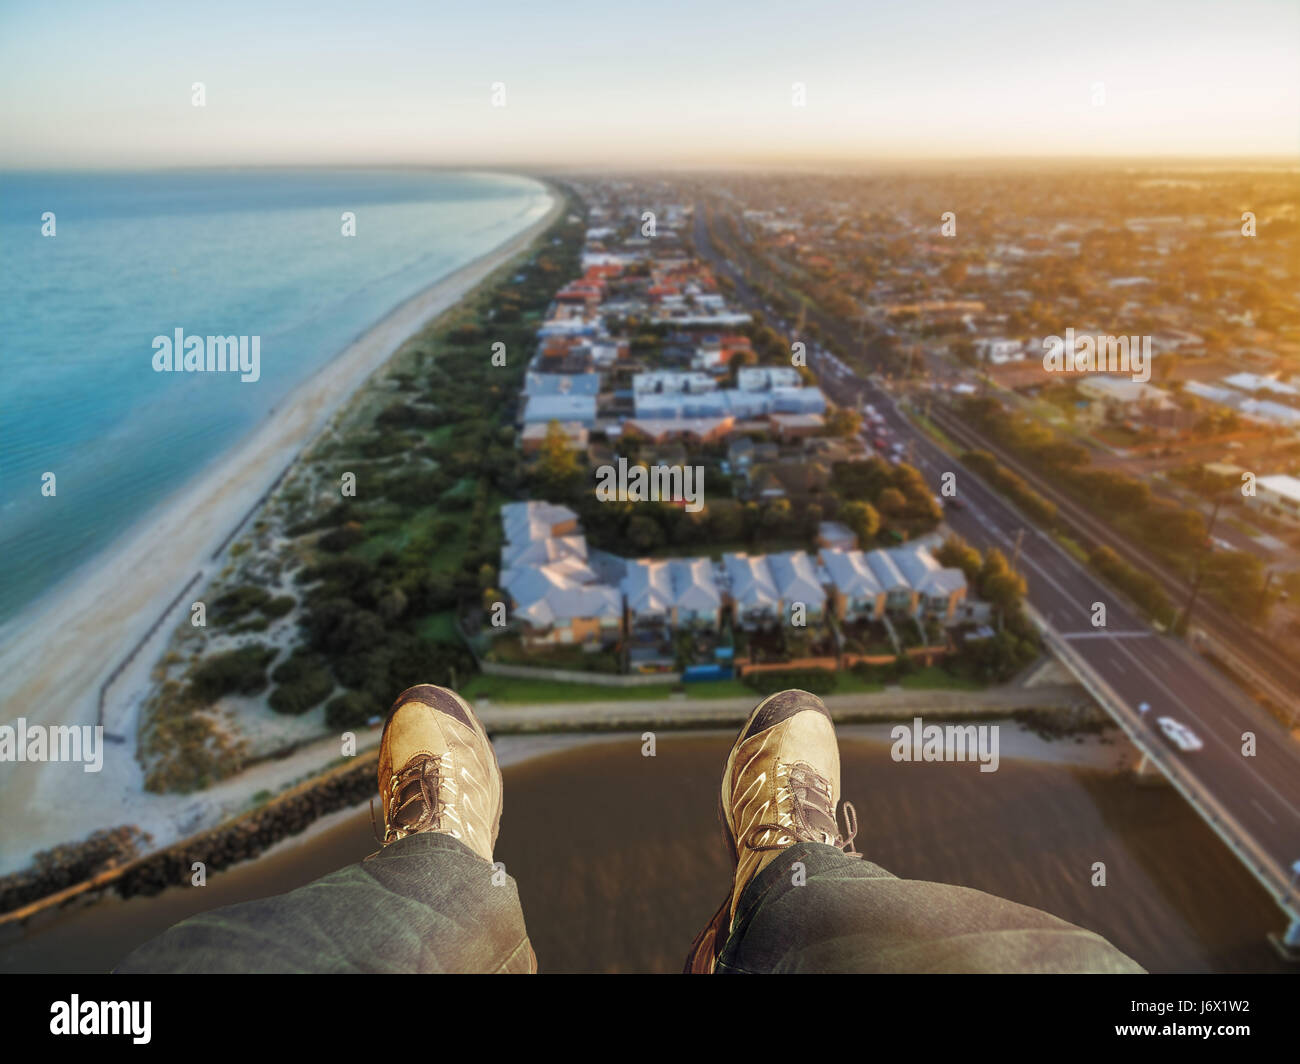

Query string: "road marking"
[1061, 630, 1152, 640]
[1111, 656, 1128, 676]
[951, 468, 1300, 823]
[1251, 798, 1277, 825]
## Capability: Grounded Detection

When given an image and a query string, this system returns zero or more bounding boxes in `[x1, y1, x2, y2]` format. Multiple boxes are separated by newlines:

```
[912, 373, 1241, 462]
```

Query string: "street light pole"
[1178, 493, 1223, 634]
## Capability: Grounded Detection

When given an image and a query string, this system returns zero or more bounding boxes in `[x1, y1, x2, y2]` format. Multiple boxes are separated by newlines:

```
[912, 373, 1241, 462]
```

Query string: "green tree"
[840, 500, 881, 545]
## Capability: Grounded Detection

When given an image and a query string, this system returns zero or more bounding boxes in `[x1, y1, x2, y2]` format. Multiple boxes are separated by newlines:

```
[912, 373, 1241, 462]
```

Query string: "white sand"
[0, 189, 562, 874]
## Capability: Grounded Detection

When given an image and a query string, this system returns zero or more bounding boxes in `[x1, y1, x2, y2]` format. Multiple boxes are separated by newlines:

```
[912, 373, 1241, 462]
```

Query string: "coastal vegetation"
[137, 201, 585, 793]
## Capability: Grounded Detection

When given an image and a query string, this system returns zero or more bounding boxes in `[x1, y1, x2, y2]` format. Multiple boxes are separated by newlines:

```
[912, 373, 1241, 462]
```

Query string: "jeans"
[117, 834, 1142, 974]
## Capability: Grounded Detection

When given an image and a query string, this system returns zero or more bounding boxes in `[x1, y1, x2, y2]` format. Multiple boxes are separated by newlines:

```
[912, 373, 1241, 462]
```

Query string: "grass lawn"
[461, 676, 678, 703]
[460, 674, 754, 704]
[681, 677, 751, 698]
[833, 672, 886, 694]
[416, 610, 460, 645]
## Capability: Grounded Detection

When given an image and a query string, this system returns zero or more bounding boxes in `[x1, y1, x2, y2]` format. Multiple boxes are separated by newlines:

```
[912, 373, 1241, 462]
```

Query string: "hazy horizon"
[2, 0, 1296, 169]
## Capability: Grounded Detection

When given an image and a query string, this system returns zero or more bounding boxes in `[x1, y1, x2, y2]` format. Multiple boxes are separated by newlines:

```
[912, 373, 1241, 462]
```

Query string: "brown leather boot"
[685, 689, 859, 973]
[375, 684, 502, 864]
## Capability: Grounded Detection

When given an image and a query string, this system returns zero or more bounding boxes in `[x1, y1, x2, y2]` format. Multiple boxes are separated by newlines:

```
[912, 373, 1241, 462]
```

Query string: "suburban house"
[1248, 473, 1300, 527]
[723, 552, 782, 630]
[1076, 376, 1175, 425]
[863, 548, 917, 614]
[975, 338, 1025, 364]
[889, 542, 969, 623]
[817, 545, 968, 624]
[819, 548, 886, 621]
[621, 556, 723, 632]
[498, 502, 621, 649]
[766, 550, 828, 625]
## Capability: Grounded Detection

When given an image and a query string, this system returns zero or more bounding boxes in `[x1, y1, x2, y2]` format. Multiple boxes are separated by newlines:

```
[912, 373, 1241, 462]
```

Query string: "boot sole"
[682, 690, 781, 974]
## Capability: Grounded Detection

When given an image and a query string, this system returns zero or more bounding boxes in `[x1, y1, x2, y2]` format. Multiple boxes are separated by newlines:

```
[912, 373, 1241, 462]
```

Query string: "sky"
[1, 0, 1297, 169]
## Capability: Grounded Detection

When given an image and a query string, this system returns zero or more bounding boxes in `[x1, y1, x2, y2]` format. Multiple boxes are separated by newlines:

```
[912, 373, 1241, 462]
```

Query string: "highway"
[693, 202, 1300, 929]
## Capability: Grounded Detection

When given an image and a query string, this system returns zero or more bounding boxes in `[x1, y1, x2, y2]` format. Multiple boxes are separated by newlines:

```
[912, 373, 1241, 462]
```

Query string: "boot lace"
[370, 752, 444, 844]
[746, 761, 860, 857]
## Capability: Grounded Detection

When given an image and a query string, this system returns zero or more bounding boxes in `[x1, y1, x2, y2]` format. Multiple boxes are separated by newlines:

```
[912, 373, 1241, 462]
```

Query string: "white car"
[1157, 716, 1203, 752]
[1137, 701, 1151, 715]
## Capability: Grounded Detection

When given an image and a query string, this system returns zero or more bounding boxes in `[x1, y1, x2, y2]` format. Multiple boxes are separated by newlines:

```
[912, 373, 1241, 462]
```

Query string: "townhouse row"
[497, 501, 973, 649]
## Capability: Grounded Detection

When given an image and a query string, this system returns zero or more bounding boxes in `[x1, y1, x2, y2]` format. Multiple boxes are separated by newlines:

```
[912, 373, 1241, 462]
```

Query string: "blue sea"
[0, 169, 553, 625]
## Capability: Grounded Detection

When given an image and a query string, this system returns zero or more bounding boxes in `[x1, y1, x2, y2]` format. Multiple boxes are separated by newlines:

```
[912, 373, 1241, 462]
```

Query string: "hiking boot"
[684, 689, 859, 973]
[374, 684, 502, 864]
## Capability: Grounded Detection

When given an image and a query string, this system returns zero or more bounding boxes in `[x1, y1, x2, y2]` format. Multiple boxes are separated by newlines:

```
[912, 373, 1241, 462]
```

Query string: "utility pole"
[1011, 527, 1025, 573]
[1178, 493, 1223, 633]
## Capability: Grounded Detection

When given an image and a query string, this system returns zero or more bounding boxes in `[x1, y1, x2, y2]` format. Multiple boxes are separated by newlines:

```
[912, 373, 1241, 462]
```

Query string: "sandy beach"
[0, 187, 562, 873]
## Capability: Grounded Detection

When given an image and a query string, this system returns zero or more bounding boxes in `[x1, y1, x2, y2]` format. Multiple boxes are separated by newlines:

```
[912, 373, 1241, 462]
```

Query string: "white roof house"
[499, 501, 620, 633]
[501, 501, 578, 547]
[819, 544, 966, 618]
[766, 551, 827, 609]
[864, 549, 911, 596]
[621, 558, 674, 619]
[1223, 373, 1299, 398]
[522, 394, 597, 427]
[500, 565, 621, 628]
[723, 552, 781, 614]
[1239, 399, 1300, 428]
[737, 366, 803, 391]
[819, 549, 884, 602]
[1257, 474, 1300, 504]
[621, 557, 722, 620]
[891, 543, 967, 601]
[1077, 376, 1171, 407]
[633, 371, 717, 394]
[523, 372, 601, 397]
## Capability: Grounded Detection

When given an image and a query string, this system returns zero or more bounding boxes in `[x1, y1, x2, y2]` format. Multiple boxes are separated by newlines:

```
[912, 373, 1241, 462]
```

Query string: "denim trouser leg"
[715, 843, 1144, 974]
[115, 834, 533, 974]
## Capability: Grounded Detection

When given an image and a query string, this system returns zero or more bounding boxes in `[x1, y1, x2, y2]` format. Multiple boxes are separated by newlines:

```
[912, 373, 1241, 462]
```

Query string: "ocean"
[0, 169, 553, 624]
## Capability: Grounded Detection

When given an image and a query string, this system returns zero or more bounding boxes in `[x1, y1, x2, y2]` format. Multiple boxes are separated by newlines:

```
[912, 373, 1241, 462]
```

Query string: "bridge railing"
[1028, 603, 1297, 920]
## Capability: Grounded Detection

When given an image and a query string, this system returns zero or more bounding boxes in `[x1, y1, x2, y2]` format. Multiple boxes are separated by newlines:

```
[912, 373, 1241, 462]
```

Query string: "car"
[873, 436, 888, 449]
[942, 496, 966, 511]
[1157, 716, 1203, 752]
[1137, 701, 1150, 714]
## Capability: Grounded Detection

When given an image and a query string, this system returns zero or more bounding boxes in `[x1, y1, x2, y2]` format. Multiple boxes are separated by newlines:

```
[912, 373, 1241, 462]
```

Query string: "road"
[694, 201, 1300, 922]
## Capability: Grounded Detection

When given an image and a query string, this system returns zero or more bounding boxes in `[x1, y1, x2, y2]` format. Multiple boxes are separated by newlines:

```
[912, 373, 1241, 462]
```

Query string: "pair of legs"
[117, 686, 1143, 974]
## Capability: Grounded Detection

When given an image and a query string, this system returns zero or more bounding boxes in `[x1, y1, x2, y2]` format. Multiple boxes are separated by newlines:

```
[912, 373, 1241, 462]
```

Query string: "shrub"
[211, 585, 271, 625]
[188, 645, 277, 703]
[325, 690, 383, 730]
[264, 594, 296, 618]
[742, 668, 838, 696]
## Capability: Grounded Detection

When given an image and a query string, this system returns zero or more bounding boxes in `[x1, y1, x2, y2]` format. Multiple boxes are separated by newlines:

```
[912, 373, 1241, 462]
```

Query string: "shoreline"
[0, 180, 564, 872]
[0, 719, 1135, 934]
